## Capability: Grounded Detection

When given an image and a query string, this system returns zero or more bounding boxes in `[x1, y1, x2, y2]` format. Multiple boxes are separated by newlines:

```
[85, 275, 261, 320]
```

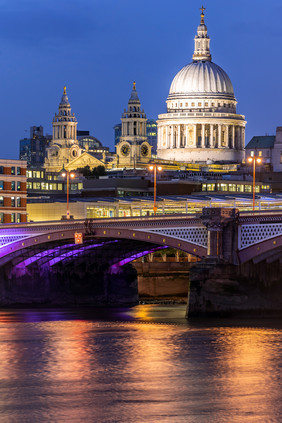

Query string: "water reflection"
[0, 306, 280, 422]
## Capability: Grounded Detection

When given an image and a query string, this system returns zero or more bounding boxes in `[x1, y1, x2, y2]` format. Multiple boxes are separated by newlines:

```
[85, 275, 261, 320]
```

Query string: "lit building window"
[11, 197, 15, 207]
[244, 185, 252, 192]
[11, 181, 15, 191]
[27, 182, 32, 189]
[228, 184, 236, 192]
[17, 167, 21, 176]
[11, 167, 15, 175]
[17, 213, 21, 223]
[17, 197, 21, 207]
[250, 151, 254, 157]
[220, 184, 228, 191]
[258, 151, 262, 157]
[0, 196, 4, 206]
[236, 185, 244, 192]
[17, 181, 21, 191]
[207, 184, 215, 191]
[0, 212, 4, 223]
[11, 213, 15, 223]
[0, 181, 4, 190]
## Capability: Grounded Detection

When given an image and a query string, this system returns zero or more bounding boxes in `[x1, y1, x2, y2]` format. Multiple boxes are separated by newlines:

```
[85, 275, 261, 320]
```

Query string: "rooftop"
[245, 136, 275, 149]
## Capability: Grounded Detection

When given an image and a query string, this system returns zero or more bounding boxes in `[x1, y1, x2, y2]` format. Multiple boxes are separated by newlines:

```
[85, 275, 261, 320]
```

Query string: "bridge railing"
[0, 213, 203, 231]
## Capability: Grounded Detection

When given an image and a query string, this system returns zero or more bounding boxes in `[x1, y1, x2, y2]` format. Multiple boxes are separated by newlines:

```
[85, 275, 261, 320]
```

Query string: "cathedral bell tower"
[116, 82, 151, 168]
[44, 87, 82, 172]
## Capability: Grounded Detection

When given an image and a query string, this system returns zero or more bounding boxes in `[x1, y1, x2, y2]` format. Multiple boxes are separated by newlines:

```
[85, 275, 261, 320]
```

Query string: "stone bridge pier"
[187, 208, 282, 317]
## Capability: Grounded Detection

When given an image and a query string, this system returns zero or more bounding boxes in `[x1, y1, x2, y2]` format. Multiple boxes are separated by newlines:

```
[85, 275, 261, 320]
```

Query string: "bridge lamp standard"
[149, 165, 162, 215]
[61, 170, 75, 219]
[247, 156, 262, 212]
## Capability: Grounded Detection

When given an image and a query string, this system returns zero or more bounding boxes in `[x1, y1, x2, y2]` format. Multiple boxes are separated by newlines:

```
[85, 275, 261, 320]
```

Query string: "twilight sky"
[1, 0, 281, 158]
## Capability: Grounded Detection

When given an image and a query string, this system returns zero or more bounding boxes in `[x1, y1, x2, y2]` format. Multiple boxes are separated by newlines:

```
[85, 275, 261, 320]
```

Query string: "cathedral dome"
[168, 61, 235, 101]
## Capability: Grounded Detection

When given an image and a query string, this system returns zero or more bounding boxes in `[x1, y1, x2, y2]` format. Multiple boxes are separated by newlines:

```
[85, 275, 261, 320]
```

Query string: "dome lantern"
[192, 5, 211, 62]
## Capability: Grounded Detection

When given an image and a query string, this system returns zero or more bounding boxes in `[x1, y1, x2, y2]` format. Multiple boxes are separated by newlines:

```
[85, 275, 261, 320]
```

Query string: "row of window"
[0, 213, 22, 223]
[26, 170, 44, 179]
[250, 151, 263, 157]
[202, 183, 270, 193]
[0, 181, 22, 191]
[0, 166, 22, 175]
[169, 101, 235, 109]
[27, 182, 83, 191]
[0, 196, 22, 207]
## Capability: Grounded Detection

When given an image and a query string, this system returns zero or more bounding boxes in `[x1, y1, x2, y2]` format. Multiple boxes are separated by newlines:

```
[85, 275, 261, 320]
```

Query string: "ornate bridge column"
[200, 208, 239, 261]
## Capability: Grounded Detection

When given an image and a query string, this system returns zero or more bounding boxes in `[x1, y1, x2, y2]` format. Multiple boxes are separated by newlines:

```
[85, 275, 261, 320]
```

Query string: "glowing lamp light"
[157, 166, 162, 171]
[149, 165, 154, 171]
[61, 172, 66, 177]
[74, 232, 83, 244]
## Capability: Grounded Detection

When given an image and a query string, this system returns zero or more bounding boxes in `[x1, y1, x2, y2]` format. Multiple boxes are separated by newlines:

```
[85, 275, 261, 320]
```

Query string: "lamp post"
[61, 169, 75, 219]
[247, 156, 262, 212]
[149, 164, 162, 215]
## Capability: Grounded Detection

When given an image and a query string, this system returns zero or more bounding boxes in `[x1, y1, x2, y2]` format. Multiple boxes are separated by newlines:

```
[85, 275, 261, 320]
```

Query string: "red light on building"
[75, 232, 83, 244]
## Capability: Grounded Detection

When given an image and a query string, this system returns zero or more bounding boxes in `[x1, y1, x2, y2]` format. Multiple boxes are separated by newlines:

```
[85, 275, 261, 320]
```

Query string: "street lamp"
[149, 164, 162, 215]
[61, 169, 75, 219]
[247, 156, 262, 212]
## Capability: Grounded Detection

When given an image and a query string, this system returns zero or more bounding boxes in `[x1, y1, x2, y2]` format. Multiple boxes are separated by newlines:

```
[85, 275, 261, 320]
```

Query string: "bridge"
[0, 208, 282, 315]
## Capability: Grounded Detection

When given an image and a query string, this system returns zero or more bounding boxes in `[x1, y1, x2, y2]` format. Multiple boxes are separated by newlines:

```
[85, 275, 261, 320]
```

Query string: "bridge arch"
[238, 233, 282, 264]
[0, 225, 207, 267]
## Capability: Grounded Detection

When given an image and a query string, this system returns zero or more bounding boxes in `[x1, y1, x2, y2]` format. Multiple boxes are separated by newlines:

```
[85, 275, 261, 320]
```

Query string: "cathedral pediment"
[65, 151, 104, 171]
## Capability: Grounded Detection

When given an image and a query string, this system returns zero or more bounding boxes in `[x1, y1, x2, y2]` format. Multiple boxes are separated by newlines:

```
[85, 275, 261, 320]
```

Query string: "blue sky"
[0, 0, 281, 157]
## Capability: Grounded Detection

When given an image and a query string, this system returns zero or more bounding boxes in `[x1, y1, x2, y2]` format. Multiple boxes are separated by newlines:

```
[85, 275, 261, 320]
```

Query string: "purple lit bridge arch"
[1, 211, 282, 272]
[0, 215, 208, 273]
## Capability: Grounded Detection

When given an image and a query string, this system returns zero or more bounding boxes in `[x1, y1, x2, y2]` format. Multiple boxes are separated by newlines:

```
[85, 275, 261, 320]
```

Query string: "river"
[0, 305, 281, 422]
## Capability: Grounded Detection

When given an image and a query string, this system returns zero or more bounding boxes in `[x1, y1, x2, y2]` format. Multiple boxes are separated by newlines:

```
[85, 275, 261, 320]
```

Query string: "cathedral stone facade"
[44, 87, 104, 173]
[157, 8, 246, 164]
[116, 83, 151, 168]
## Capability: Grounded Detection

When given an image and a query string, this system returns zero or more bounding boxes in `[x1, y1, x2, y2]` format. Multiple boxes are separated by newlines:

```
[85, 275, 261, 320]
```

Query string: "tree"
[76, 165, 106, 178]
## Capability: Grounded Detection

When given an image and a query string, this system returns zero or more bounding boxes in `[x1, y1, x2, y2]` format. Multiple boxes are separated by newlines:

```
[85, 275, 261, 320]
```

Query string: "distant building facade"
[0, 159, 27, 223]
[245, 127, 282, 172]
[19, 126, 51, 167]
[146, 119, 157, 154]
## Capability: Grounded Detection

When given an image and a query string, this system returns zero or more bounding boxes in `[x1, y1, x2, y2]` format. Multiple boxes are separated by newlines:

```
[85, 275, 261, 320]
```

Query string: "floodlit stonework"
[115, 82, 151, 168]
[157, 7, 246, 164]
[44, 87, 83, 173]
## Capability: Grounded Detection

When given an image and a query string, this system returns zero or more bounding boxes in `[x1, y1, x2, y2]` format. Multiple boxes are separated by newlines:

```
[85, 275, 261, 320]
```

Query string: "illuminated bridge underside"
[0, 217, 208, 267]
[2, 213, 282, 268]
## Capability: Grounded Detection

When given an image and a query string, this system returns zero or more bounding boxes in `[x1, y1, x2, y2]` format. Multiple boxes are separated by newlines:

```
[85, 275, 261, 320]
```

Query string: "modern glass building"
[19, 126, 51, 167]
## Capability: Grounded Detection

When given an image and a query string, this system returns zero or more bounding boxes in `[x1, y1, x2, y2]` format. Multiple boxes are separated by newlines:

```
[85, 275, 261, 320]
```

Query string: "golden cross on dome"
[200, 5, 206, 14]
[133, 81, 136, 90]
[63, 86, 67, 95]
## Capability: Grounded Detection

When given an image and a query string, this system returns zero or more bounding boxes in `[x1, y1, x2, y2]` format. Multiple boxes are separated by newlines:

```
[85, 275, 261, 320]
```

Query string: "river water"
[0, 305, 281, 423]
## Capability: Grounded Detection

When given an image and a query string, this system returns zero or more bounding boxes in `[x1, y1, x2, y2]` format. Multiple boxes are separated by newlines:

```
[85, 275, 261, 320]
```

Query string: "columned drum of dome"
[157, 8, 246, 164]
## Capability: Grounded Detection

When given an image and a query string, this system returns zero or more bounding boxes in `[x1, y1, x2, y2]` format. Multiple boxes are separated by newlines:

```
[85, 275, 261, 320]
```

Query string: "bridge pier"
[0, 260, 138, 306]
[187, 260, 282, 317]
[186, 207, 282, 317]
